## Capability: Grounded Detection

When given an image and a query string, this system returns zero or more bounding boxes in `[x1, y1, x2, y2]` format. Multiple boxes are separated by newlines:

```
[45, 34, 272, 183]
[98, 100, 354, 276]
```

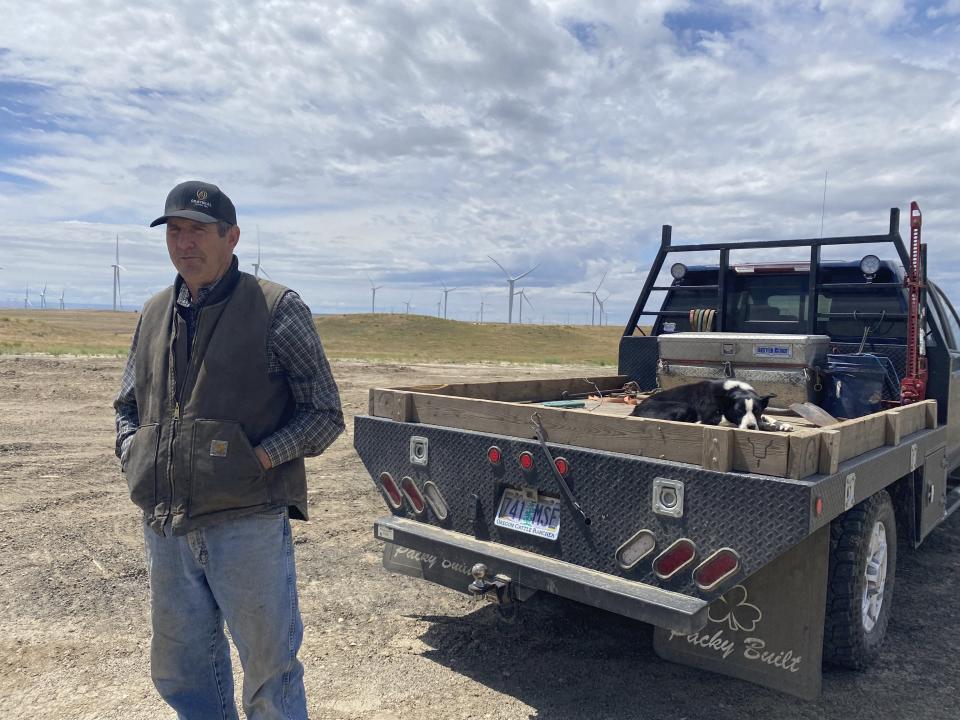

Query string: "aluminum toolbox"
[657, 333, 831, 405]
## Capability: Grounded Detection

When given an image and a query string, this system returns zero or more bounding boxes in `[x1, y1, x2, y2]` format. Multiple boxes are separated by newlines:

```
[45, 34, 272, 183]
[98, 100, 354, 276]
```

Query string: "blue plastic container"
[822, 354, 899, 418]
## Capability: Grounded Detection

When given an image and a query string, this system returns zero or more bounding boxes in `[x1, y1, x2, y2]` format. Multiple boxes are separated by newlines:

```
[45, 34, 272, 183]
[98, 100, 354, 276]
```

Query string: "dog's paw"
[760, 417, 794, 432]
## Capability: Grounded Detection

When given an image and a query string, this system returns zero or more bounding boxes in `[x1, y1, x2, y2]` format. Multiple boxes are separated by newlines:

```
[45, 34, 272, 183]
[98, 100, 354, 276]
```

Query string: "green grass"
[0, 310, 635, 365]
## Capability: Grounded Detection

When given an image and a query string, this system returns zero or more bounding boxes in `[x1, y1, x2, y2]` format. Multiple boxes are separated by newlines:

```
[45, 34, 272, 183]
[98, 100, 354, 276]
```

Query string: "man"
[114, 180, 344, 720]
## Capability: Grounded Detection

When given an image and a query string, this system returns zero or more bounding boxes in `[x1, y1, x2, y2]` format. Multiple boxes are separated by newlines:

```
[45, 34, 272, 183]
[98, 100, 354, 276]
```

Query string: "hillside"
[0, 310, 630, 365]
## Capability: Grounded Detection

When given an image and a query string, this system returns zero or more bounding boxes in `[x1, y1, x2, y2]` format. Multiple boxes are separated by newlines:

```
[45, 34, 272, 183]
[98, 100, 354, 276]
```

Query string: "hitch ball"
[471, 563, 488, 581]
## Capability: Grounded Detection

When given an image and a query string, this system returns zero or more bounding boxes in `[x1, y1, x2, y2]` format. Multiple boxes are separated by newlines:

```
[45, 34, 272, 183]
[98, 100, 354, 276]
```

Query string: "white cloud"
[0, 0, 958, 324]
[927, 0, 960, 18]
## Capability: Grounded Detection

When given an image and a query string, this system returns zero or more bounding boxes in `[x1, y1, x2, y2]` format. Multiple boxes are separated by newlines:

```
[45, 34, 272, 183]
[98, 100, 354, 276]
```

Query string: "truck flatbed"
[368, 375, 937, 480]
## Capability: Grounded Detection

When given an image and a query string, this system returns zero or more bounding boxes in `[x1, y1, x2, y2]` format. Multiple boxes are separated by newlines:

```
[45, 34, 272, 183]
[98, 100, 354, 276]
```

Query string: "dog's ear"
[756, 393, 776, 411]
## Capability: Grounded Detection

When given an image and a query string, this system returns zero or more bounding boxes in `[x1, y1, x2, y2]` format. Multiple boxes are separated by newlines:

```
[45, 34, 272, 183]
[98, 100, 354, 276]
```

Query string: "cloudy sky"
[1, 0, 958, 323]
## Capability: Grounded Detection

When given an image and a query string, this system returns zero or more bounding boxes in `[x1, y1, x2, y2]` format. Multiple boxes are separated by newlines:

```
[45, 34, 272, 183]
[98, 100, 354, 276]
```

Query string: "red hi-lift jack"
[900, 201, 928, 404]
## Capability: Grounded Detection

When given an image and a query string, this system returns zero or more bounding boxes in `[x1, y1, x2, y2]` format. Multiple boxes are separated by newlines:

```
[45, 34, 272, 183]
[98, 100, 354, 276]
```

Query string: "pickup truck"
[354, 207, 959, 699]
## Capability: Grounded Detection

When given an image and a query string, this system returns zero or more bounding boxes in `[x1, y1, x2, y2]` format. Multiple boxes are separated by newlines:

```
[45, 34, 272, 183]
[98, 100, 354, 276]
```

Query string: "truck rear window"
[728, 275, 807, 329]
[657, 268, 907, 340]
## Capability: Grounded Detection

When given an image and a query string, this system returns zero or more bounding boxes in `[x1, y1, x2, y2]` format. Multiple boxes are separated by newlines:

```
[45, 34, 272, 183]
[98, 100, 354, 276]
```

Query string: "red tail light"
[487, 446, 502, 464]
[652, 538, 696, 580]
[378, 472, 403, 509]
[554, 457, 570, 476]
[422, 481, 449, 521]
[693, 548, 740, 591]
[518, 451, 534, 471]
[399, 476, 425, 514]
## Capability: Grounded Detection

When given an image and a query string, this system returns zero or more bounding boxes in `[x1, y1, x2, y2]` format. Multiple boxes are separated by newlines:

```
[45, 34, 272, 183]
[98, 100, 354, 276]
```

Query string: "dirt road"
[1, 356, 957, 719]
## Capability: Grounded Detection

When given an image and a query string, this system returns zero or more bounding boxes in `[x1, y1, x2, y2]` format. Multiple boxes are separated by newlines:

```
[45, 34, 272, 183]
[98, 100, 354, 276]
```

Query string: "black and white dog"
[630, 379, 794, 432]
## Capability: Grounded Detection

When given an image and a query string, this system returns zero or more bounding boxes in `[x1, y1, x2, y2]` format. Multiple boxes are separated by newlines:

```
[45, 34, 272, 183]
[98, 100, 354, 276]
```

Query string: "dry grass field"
[0, 311, 957, 719]
[0, 310, 627, 365]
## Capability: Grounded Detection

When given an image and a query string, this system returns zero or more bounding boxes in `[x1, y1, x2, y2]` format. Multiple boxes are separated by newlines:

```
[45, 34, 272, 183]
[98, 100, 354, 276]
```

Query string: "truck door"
[928, 284, 960, 470]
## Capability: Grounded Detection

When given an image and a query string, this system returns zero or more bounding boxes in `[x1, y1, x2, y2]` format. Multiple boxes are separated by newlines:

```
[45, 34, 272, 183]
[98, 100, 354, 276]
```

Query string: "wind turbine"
[515, 288, 534, 324]
[596, 292, 611, 327]
[575, 289, 595, 326]
[23, 285, 30, 309]
[479, 294, 486, 325]
[59, 289, 65, 310]
[576, 269, 608, 326]
[367, 275, 384, 313]
[403, 297, 412, 314]
[252, 225, 271, 279]
[488, 256, 538, 324]
[111, 234, 126, 312]
[441, 285, 457, 320]
[39, 284, 48, 309]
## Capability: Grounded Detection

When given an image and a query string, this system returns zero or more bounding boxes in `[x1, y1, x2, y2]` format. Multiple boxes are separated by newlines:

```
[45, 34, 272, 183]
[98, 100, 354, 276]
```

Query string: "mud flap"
[382, 542, 477, 592]
[653, 525, 830, 700]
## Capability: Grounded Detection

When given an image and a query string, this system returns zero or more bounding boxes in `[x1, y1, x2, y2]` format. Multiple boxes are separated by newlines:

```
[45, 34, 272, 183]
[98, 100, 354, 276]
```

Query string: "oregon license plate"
[494, 488, 561, 540]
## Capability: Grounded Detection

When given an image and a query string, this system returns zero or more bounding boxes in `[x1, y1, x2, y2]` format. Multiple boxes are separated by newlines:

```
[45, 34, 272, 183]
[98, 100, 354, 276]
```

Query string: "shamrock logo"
[707, 584, 762, 632]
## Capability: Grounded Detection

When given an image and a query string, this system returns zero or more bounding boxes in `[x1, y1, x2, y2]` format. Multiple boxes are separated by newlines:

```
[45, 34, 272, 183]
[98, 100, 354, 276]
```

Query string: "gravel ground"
[0, 355, 957, 719]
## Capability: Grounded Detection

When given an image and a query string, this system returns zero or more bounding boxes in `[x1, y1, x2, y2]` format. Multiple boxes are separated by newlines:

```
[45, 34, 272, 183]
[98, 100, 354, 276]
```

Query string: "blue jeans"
[144, 509, 307, 720]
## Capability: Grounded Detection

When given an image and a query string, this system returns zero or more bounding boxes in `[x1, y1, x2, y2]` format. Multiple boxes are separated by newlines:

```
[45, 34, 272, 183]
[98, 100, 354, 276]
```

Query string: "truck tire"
[823, 489, 897, 669]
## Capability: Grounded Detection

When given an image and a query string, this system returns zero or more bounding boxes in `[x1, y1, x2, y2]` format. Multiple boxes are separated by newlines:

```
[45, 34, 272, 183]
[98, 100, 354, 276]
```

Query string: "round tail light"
[518, 451, 534, 471]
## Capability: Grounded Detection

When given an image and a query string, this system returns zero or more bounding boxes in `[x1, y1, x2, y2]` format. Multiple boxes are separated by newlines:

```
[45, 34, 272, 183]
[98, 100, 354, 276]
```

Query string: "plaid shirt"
[114, 273, 344, 467]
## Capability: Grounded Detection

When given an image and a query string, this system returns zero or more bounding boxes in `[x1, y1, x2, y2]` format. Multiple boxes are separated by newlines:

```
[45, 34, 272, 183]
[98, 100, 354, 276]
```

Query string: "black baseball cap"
[150, 180, 237, 227]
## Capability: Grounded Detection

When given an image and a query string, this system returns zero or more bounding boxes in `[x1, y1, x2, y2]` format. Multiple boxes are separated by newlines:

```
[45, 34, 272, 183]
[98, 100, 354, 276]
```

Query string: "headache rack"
[623, 208, 912, 336]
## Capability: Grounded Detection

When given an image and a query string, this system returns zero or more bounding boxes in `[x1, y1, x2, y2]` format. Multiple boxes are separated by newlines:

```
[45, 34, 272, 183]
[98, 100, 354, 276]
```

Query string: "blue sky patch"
[664, 3, 751, 50]
[563, 20, 607, 51]
[0, 169, 45, 190]
[0, 79, 56, 163]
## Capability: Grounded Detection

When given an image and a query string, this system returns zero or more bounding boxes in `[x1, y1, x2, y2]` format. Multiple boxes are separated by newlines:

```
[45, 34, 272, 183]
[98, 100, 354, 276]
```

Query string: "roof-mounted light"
[860, 254, 881, 280]
[670, 263, 687, 280]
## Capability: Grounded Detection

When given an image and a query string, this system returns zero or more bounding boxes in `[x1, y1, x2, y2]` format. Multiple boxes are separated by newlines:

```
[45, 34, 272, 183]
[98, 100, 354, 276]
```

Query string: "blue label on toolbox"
[753, 344, 792, 359]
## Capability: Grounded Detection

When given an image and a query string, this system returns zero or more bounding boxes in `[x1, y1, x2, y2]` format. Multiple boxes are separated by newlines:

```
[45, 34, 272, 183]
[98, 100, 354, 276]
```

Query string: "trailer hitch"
[530, 412, 591, 525]
[468, 563, 518, 618]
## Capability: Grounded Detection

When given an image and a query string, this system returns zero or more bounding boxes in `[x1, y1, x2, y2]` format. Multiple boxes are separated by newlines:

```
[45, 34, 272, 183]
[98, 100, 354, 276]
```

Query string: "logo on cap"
[197, 189, 208, 201]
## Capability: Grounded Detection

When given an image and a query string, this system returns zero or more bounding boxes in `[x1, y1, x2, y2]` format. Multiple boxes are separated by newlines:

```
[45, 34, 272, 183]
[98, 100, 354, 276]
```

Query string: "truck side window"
[657, 280, 718, 333]
[924, 291, 949, 349]
[817, 287, 907, 340]
[930, 285, 959, 350]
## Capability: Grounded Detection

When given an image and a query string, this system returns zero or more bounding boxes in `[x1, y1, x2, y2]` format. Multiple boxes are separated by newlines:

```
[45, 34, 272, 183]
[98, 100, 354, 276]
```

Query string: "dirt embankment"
[0, 356, 957, 719]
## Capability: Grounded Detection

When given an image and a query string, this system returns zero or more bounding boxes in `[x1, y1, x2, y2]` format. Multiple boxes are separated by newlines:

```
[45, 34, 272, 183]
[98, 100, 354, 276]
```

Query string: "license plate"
[494, 488, 561, 540]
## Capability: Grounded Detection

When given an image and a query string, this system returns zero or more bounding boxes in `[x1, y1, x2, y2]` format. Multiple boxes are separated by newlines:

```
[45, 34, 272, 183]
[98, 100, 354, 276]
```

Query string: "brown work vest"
[124, 268, 307, 535]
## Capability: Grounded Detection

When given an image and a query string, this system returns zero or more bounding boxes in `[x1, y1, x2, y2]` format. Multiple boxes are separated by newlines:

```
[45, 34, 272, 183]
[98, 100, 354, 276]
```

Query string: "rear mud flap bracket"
[653, 525, 830, 700]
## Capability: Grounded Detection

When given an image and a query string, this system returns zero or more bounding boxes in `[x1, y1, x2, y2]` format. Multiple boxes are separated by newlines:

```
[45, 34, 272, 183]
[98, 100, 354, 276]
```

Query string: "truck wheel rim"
[862, 520, 888, 632]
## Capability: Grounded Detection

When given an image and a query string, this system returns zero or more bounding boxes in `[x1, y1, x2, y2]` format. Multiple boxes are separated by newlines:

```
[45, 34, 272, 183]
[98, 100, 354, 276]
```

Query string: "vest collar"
[174, 255, 242, 308]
